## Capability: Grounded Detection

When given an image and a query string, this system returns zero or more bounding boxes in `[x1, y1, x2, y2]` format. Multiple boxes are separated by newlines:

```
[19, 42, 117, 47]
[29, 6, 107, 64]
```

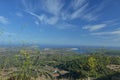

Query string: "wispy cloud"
[71, 0, 87, 10]
[91, 30, 120, 36]
[46, 16, 59, 25]
[70, 3, 88, 19]
[61, 0, 89, 20]
[22, 0, 64, 16]
[83, 24, 107, 32]
[0, 16, 8, 25]
[82, 0, 111, 21]
[0, 28, 15, 36]
[82, 13, 99, 21]
[26, 11, 46, 23]
[22, 0, 62, 26]
[21, 0, 111, 29]
[3, 32, 15, 36]
[91, 29, 120, 43]
[16, 12, 24, 17]
[43, 0, 64, 16]
[35, 21, 39, 25]
[0, 30, 15, 36]
[71, 0, 110, 21]
[27, 11, 59, 25]
[22, 0, 39, 11]
[56, 23, 76, 30]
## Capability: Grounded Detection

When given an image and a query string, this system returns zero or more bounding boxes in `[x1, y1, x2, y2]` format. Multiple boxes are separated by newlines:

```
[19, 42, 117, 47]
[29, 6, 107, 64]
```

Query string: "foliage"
[0, 49, 53, 80]
[0, 48, 120, 80]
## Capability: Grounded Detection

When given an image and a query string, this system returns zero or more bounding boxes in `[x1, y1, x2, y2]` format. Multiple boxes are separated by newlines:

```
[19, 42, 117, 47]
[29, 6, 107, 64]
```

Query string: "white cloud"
[43, 0, 64, 16]
[22, 0, 89, 22]
[0, 31, 15, 36]
[0, 16, 8, 24]
[35, 21, 39, 25]
[57, 23, 76, 30]
[22, 0, 40, 11]
[67, 0, 109, 21]
[27, 11, 58, 25]
[91, 30, 120, 43]
[46, 16, 59, 25]
[21, 0, 111, 30]
[82, 13, 99, 21]
[16, 12, 24, 17]
[91, 30, 120, 36]
[3, 32, 15, 36]
[70, 3, 88, 19]
[26, 11, 46, 23]
[113, 36, 120, 42]
[71, 0, 87, 10]
[82, 0, 110, 21]
[83, 24, 107, 32]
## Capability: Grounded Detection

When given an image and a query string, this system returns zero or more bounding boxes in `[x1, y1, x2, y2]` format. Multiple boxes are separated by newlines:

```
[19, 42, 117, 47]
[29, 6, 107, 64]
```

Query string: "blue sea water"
[0, 44, 120, 54]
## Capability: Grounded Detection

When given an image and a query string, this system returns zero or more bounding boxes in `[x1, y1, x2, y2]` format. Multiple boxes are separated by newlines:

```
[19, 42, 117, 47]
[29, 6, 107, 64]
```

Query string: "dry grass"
[107, 64, 120, 71]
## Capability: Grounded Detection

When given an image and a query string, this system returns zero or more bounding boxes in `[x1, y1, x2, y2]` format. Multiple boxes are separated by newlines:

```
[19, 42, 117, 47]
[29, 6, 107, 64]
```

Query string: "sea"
[0, 44, 120, 54]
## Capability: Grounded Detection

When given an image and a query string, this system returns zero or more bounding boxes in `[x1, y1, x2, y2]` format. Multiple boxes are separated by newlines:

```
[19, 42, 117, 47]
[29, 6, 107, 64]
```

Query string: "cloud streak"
[83, 24, 107, 32]
[71, 0, 87, 10]
[27, 11, 59, 25]
[70, 3, 88, 19]
[43, 0, 64, 16]
[91, 30, 120, 36]
[0, 16, 8, 25]
[56, 23, 76, 30]
[16, 12, 24, 17]
[0, 30, 15, 36]
[21, 0, 111, 29]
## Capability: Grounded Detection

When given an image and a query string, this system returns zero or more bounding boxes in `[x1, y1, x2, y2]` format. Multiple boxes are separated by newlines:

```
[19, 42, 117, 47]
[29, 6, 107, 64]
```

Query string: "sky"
[0, 0, 120, 47]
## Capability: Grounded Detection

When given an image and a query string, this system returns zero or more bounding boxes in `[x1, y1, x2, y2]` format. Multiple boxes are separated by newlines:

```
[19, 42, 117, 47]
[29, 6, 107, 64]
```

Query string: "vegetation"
[0, 47, 120, 80]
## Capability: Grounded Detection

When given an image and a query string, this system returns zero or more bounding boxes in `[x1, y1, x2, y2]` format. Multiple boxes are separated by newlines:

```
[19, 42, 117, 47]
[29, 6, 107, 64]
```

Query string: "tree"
[88, 56, 97, 77]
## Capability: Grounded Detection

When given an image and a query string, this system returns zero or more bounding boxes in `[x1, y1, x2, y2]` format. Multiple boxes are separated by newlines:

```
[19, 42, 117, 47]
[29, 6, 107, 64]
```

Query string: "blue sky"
[0, 0, 120, 46]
